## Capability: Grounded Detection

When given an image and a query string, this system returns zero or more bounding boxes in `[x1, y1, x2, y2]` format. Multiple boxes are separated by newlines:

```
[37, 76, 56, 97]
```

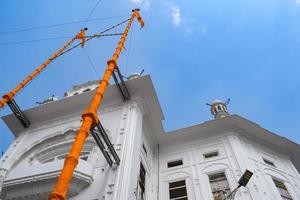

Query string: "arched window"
[27, 130, 96, 165]
[214, 107, 218, 114]
[217, 105, 223, 112]
[41, 151, 90, 163]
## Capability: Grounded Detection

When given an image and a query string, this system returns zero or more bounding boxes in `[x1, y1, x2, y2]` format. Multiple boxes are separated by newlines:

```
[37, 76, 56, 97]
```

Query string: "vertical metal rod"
[96, 123, 120, 165]
[112, 70, 127, 101]
[90, 127, 113, 166]
[7, 99, 30, 128]
[115, 67, 130, 99]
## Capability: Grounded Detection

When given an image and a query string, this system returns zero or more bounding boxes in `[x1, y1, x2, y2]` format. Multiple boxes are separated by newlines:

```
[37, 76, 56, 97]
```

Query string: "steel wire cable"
[0, 33, 123, 46]
[82, 48, 101, 79]
[57, 18, 130, 57]
[0, 17, 130, 111]
[0, 14, 130, 36]
[81, 0, 102, 29]
[125, 21, 134, 76]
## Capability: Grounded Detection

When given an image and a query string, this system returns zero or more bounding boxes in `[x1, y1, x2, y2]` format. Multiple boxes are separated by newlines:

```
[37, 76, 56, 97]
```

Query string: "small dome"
[40, 96, 58, 104]
[209, 98, 230, 119]
[211, 99, 223, 105]
[128, 73, 141, 80]
[64, 80, 100, 97]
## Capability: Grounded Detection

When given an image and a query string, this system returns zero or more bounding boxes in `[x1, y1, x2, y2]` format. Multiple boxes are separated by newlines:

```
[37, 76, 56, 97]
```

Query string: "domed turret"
[128, 73, 141, 80]
[128, 70, 144, 80]
[208, 99, 230, 119]
[64, 80, 100, 97]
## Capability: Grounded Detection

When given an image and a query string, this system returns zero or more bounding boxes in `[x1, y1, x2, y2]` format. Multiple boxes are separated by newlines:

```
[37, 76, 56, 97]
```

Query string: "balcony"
[2, 160, 94, 200]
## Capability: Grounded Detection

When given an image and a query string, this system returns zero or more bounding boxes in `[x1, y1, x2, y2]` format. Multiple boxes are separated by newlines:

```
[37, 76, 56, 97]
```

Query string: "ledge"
[2, 160, 94, 200]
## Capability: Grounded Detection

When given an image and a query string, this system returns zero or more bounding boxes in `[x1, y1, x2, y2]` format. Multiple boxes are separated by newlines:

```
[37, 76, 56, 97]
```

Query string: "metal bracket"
[225, 185, 240, 200]
[112, 67, 130, 101]
[7, 99, 30, 128]
[90, 122, 120, 166]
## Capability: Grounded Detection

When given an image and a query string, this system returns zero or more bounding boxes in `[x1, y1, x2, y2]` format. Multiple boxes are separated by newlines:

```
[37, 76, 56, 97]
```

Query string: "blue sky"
[0, 0, 299, 152]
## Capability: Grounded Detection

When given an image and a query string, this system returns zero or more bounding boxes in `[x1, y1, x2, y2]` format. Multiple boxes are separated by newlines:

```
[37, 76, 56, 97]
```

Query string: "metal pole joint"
[81, 109, 99, 125]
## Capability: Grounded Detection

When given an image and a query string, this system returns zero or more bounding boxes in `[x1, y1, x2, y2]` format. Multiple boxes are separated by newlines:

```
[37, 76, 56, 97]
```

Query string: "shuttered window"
[169, 180, 188, 200]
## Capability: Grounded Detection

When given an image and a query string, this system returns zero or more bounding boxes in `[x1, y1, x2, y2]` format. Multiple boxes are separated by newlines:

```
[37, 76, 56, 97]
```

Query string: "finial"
[206, 98, 230, 119]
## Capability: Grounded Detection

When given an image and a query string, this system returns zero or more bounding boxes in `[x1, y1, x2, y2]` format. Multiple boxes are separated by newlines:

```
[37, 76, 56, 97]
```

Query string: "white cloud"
[185, 26, 206, 35]
[164, 2, 206, 34]
[296, 0, 300, 4]
[165, 1, 182, 27]
[185, 19, 207, 35]
[130, 0, 150, 10]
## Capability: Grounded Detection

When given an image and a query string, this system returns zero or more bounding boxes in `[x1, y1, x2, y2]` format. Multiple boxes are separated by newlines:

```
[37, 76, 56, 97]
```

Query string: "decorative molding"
[264, 168, 289, 182]
[201, 162, 229, 174]
[163, 171, 191, 182]
[25, 102, 124, 135]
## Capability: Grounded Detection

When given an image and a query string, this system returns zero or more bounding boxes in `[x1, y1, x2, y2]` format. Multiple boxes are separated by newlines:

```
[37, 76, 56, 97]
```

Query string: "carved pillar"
[114, 101, 144, 200]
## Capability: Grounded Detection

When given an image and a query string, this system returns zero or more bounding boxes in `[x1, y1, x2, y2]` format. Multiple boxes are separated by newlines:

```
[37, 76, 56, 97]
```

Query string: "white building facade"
[0, 75, 299, 200]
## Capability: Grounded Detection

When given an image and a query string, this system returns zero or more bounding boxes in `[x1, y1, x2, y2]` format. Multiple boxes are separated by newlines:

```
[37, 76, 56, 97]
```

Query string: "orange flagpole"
[0, 29, 87, 109]
[48, 9, 144, 200]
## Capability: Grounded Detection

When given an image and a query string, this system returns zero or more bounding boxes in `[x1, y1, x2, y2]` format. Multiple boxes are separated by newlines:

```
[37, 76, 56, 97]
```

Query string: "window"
[217, 105, 223, 112]
[204, 151, 219, 159]
[30, 130, 95, 165]
[169, 180, 188, 200]
[43, 158, 54, 163]
[79, 152, 90, 161]
[209, 172, 230, 200]
[80, 155, 88, 161]
[83, 88, 91, 92]
[168, 160, 183, 168]
[137, 163, 146, 200]
[40, 151, 90, 163]
[142, 143, 147, 156]
[213, 108, 218, 114]
[263, 158, 275, 167]
[273, 179, 293, 200]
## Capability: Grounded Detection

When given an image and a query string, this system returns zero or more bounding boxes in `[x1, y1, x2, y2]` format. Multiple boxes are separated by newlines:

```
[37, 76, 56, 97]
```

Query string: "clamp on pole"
[132, 9, 145, 28]
[112, 65, 130, 101]
[90, 122, 120, 167]
[75, 28, 88, 47]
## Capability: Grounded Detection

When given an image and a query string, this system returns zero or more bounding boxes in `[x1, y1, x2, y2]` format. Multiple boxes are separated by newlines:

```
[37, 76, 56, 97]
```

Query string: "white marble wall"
[158, 132, 300, 200]
[0, 100, 149, 200]
[1, 99, 300, 200]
